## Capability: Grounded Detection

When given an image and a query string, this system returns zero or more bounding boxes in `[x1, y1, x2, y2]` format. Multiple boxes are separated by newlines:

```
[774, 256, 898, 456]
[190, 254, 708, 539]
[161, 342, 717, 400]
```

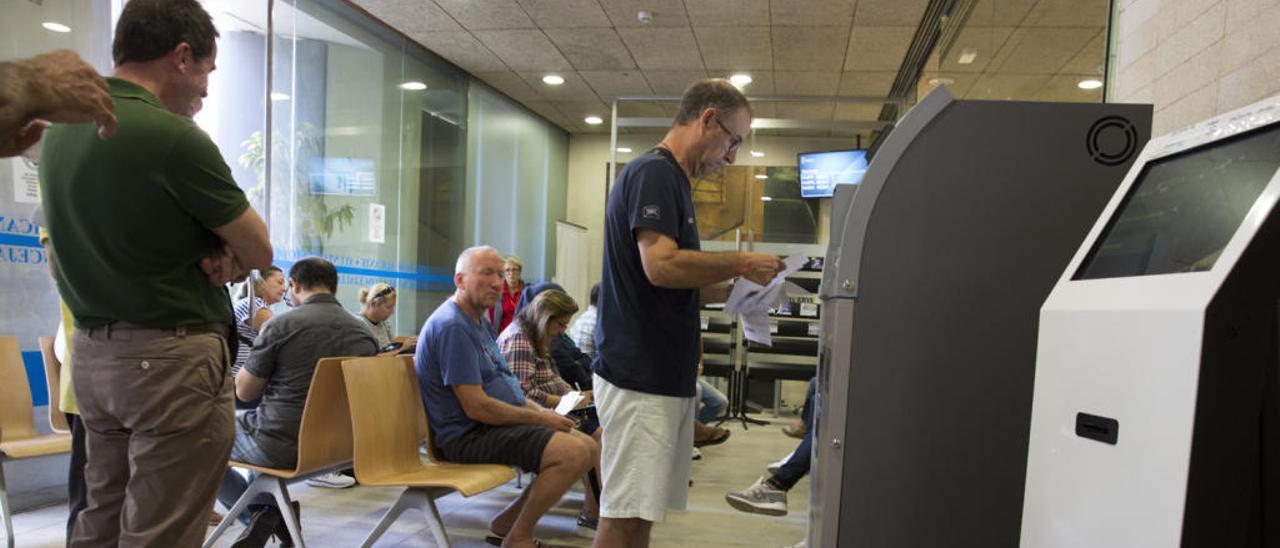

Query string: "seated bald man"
[415, 245, 598, 548]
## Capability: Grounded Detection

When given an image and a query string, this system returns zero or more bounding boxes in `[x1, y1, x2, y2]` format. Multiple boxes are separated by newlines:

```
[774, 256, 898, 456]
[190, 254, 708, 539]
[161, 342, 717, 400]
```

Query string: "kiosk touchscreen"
[812, 86, 1151, 547]
[1022, 96, 1280, 548]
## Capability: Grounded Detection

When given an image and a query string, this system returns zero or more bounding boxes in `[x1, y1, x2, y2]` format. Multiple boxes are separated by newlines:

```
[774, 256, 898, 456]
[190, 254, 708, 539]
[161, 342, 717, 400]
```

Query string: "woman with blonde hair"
[497, 289, 601, 537]
[488, 255, 525, 334]
[358, 282, 398, 349]
[232, 266, 285, 379]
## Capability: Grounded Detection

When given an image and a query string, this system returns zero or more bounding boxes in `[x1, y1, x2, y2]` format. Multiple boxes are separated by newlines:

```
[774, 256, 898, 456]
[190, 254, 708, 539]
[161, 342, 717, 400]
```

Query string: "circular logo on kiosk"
[1086, 116, 1139, 166]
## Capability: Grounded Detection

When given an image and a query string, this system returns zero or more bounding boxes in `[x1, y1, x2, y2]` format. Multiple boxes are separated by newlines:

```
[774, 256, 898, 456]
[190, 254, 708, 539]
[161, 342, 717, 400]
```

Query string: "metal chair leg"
[270, 479, 305, 548]
[203, 472, 277, 548]
[1, 463, 14, 548]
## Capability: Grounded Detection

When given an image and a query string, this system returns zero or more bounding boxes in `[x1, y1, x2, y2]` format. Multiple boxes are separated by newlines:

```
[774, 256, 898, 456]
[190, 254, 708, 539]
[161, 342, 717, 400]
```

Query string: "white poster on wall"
[10, 156, 40, 204]
[368, 202, 385, 243]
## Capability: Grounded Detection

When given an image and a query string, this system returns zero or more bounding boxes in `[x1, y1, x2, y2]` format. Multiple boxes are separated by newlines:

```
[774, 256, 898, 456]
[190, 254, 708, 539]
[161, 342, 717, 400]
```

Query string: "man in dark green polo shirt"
[38, 1, 272, 546]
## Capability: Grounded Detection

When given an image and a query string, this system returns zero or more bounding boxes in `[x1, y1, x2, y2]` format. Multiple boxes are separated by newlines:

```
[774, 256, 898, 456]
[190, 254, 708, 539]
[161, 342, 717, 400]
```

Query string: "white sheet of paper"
[554, 391, 584, 415]
[728, 255, 811, 346]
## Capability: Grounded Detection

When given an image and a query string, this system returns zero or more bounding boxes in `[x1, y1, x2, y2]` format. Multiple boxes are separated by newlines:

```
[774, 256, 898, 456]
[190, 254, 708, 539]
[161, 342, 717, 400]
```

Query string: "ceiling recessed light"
[542, 74, 565, 86]
[269, 92, 291, 101]
[729, 74, 753, 88]
[927, 77, 955, 87]
[754, 174, 768, 180]
[1077, 79, 1104, 90]
[750, 150, 765, 158]
[584, 116, 604, 125]
[957, 48, 978, 65]
[42, 22, 71, 33]
[761, 196, 773, 201]
[616, 147, 632, 153]
[398, 81, 427, 91]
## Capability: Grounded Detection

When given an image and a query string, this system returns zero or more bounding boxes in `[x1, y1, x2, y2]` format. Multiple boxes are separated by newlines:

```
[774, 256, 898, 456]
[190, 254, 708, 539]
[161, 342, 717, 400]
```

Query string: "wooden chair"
[0, 335, 72, 548]
[341, 356, 514, 548]
[203, 357, 356, 548]
[37, 336, 70, 434]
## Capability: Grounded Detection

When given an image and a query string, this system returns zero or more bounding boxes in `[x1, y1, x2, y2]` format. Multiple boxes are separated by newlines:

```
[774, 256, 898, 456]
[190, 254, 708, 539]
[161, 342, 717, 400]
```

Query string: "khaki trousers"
[69, 323, 234, 548]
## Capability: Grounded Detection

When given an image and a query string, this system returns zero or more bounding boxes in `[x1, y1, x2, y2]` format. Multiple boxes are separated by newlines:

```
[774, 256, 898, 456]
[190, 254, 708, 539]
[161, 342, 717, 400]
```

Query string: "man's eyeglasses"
[714, 116, 743, 153]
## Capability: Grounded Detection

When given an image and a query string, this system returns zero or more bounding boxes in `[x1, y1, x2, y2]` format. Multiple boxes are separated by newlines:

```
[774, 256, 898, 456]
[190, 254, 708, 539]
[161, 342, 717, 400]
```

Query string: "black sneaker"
[576, 515, 598, 538]
[230, 507, 281, 548]
[273, 501, 301, 547]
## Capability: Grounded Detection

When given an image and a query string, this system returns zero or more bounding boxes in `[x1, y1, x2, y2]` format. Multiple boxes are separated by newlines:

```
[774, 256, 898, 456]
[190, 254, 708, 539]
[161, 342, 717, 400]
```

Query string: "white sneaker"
[692, 447, 703, 460]
[766, 450, 795, 475]
[306, 472, 356, 489]
[725, 476, 787, 516]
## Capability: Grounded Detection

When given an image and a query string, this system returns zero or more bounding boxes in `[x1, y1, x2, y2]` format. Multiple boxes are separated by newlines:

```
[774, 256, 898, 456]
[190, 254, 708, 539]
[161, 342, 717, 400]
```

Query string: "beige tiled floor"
[8, 416, 808, 547]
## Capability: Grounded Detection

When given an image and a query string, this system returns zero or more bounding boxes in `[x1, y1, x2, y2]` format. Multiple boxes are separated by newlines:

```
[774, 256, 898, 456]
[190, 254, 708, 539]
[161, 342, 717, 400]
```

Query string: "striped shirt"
[232, 297, 266, 377]
[497, 322, 572, 407]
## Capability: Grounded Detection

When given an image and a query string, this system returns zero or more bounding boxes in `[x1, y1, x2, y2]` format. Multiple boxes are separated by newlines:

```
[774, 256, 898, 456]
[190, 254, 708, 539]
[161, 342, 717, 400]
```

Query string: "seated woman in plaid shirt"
[498, 289, 602, 537]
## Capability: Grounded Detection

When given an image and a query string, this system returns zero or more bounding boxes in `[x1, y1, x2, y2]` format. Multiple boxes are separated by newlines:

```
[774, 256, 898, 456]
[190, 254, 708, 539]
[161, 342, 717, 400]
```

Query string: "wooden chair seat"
[360, 462, 514, 496]
[342, 356, 514, 548]
[0, 434, 71, 459]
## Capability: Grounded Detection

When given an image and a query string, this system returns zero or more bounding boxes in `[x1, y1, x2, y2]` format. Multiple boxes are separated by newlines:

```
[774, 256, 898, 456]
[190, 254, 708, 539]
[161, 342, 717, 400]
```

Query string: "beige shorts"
[593, 373, 696, 523]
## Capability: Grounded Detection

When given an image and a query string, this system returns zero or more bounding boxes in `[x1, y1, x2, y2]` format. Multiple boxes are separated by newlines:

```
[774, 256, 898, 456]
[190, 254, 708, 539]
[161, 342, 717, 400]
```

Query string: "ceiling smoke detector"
[637, 10, 653, 23]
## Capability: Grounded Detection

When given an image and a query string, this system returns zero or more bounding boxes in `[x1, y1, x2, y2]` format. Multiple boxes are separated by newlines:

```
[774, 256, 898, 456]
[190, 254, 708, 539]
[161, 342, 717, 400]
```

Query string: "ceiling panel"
[964, 72, 1052, 99]
[515, 0, 613, 28]
[409, 31, 509, 72]
[854, 0, 930, 26]
[686, 0, 771, 26]
[915, 72, 981, 99]
[618, 27, 704, 70]
[643, 69, 712, 94]
[1035, 73, 1105, 102]
[516, 71, 603, 101]
[473, 29, 573, 71]
[993, 27, 1101, 73]
[770, 0, 855, 26]
[351, 0, 464, 32]
[772, 26, 850, 71]
[735, 71, 776, 94]
[696, 27, 774, 70]
[432, 0, 535, 30]
[936, 25, 1015, 73]
[773, 71, 842, 95]
[475, 71, 544, 102]
[1059, 29, 1106, 75]
[963, 0, 1040, 27]
[580, 70, 654, 100]
[598, 0, 690, 27]
[845, 26, 914, 71]
[546, 28, 637, 70]
[838, 70, 898, 96]
[553, 100, 611, 123]
[1023, 0, 1111, 27]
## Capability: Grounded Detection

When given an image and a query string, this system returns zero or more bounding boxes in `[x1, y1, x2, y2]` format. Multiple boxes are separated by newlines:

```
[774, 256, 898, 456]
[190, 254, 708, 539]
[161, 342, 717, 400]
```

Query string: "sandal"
[694, 426, 731, 448]
[484, 533, 550, 547]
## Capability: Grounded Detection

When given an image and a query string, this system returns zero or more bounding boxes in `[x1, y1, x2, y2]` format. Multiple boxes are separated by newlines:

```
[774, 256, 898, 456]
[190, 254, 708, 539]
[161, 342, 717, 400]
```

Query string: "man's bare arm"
[0, 50, 116, 157]
[208, 208, 272, 284]
[635, 228, 784, 289]
[452, 384, 574, 432]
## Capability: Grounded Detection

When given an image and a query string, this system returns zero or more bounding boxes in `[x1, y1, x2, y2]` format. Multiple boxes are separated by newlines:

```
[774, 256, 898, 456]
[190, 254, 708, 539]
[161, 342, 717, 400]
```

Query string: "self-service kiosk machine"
[811, 87, 1152, 547]
[1022, 97, 1280, 548]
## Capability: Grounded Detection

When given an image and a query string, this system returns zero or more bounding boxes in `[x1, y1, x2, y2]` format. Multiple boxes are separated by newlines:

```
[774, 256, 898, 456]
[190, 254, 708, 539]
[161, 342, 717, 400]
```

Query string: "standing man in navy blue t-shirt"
[416, 245, 599, 547]
[591, 79, 786, 548]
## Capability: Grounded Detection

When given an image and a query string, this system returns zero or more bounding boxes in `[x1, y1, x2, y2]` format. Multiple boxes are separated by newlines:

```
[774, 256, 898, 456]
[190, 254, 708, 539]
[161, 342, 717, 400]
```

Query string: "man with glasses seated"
[416, 246, 598, 548]
[217, 257, 380, 547]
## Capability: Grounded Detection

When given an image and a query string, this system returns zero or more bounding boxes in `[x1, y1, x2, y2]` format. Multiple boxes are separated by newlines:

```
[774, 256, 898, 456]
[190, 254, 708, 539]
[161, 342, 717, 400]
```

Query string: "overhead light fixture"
[750, 150, 765, 158]
[729, 73, 753, 89]
[42, 22, 71, 33]
[761, 196, 773, 201]
[398, 81, 427, 91]
[754, 174, 768, 180]
[616, 147, 632, 153]
[957, 48, 978, 65]
[1077, 79, 1104, 90]
[542, 74, 565, 86]
[584, 116, 604, 125]
[269, 92, 291, 101]
[927, 77, 955, 87]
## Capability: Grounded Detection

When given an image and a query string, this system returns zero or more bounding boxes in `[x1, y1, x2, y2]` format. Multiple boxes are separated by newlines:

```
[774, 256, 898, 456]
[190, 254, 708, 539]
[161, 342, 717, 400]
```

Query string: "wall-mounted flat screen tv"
[798, 149, 868, 198]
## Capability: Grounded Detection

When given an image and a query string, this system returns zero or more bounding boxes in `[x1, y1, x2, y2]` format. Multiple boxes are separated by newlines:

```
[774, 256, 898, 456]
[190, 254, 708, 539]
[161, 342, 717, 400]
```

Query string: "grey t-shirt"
[241, 292, 379, 467]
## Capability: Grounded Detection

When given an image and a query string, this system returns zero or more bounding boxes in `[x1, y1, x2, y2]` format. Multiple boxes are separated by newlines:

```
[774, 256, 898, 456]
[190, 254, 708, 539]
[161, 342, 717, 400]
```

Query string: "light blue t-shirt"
[415, 299, 526, 444]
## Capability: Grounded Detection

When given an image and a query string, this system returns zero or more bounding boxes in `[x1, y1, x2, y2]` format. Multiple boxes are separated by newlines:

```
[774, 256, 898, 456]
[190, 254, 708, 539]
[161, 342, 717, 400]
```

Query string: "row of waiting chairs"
[0, 334, 516, 548]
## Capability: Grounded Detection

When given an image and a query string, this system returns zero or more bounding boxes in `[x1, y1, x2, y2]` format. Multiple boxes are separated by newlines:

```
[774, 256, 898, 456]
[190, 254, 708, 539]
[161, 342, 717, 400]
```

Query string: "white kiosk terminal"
[1022, 95, 1280, 547]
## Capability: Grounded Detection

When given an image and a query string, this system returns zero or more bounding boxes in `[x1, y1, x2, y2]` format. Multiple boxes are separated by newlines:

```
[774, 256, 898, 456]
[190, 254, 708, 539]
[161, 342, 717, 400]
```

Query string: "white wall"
[1111, 0, 1280, 135]
[565, 132, 853, 292]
